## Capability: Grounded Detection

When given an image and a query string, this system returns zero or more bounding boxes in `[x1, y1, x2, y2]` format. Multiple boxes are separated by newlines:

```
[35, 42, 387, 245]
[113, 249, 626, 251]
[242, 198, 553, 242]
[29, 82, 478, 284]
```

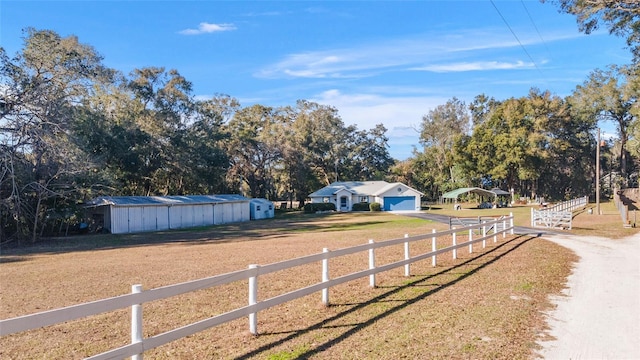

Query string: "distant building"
[85, 195, 250, 234]
[309, 181, 423, 212]
[249, 198, 275, 220]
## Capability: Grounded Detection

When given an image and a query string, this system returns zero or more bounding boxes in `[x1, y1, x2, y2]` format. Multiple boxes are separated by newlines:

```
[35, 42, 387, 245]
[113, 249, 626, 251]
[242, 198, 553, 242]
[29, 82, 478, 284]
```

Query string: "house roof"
[85, 194, 248, 207]
[309, 181, 424, 197]
[441, 187, 500, 199]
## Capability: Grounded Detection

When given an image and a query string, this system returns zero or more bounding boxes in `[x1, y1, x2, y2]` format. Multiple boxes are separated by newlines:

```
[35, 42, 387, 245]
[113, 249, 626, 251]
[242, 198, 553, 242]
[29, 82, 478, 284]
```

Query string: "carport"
[441, 187, 499, 209]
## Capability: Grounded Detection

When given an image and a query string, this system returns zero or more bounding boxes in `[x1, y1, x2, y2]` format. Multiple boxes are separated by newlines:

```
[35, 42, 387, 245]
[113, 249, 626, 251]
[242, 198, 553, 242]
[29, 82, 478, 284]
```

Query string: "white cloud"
[411, 60, 533, 73]
[311, 89, 447, 130]
[179, 22, 236, 35]
[256, 28, 583, 80]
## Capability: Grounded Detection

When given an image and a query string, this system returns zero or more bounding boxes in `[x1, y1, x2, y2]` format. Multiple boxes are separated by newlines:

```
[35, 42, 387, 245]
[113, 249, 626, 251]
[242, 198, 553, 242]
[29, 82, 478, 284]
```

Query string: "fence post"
[468, 229, 473, 253]
[431, 229, 437, 267]
[493, 221, 497, 243]
[502, 217, 507, 238]
[452, 228, 457, 260]
[131, 284, 143, 360]
[248, 264, 259, 335]
[322, 248, 330, 306]
[482, 224, 486, 248]
[510, 212, 514, 235]
[404, 234, 410, 277]
[369, 239, 376, 287]
[531, 208, 534, 227]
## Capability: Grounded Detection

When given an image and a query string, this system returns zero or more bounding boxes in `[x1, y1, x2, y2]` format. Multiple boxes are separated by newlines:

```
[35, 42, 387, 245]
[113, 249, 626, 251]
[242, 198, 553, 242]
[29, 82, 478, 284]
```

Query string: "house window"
[256, 205, 261, 211]
[360, 196, 369, 203]
[323, 197, 330, 203]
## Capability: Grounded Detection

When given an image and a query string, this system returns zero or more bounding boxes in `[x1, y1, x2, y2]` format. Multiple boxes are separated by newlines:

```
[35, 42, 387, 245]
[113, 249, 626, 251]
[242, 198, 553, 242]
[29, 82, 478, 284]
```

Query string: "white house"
[249, 198, 275, 220]
[84, 195, 250, 234]
[308, 181, 423, 212]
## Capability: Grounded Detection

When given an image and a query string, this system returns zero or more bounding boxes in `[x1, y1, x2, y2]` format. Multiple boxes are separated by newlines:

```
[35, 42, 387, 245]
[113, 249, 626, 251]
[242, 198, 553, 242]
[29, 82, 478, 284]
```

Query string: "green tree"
[543, 0, 640, 62]
[416, 97, 470, 197]
[225, 104, 282, 198]
[571, 65, 636, 181]
[1, 28, 112, 242]
[341, 124, 395, 181]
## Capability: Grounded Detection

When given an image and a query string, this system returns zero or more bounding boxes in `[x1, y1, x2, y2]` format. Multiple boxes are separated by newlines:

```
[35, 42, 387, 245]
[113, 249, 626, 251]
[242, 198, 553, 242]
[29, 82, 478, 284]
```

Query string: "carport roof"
[441, 187, 497, 199]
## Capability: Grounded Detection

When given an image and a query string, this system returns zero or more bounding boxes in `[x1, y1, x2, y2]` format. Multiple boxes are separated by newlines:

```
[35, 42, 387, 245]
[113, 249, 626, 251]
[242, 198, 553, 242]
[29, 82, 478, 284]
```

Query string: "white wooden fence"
[531, 196, 588, 230]
[544, 196, 588, 212]
[1, 214, 515, 359]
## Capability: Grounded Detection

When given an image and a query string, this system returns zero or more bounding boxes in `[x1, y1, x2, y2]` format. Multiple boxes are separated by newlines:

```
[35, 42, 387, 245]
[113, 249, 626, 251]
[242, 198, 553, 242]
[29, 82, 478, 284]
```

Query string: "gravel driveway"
[536, 234, 640, 359]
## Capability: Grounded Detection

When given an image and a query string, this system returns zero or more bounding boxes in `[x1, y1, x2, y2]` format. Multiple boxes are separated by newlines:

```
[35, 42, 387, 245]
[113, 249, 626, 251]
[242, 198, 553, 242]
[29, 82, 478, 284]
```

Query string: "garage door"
[384, 196, 415, 211]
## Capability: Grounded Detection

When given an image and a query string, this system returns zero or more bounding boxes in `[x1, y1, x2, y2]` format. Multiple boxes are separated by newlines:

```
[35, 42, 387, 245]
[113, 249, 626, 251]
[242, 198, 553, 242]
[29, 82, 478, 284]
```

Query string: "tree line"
[0, 29, 396, 242]
[1, 0, 638, 243]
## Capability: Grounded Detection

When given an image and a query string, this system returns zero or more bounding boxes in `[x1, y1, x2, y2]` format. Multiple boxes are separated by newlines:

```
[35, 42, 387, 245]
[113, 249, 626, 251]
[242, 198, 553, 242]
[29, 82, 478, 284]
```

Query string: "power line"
[521, 0, 550, 55]
[489, 0, 542, 74]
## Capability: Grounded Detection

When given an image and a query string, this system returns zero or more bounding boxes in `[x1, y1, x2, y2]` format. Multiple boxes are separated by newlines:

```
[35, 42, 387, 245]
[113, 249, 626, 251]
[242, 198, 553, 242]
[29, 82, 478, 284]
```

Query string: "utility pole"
[596, 128, 601, 215]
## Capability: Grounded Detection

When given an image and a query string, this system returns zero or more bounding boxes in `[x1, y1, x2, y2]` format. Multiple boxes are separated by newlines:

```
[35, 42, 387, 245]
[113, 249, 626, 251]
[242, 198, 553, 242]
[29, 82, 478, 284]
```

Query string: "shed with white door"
[249, 198, 275, 220]
[85, 195, 250, 234]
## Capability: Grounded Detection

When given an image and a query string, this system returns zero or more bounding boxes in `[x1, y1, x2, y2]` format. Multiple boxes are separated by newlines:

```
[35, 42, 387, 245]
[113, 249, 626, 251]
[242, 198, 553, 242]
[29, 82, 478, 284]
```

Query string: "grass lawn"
[1, 207, 636, 359]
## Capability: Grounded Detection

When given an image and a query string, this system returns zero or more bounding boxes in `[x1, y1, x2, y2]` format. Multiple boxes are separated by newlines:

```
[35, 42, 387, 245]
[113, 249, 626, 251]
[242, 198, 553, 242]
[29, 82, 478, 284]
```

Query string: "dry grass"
[0, 212, 582, 359]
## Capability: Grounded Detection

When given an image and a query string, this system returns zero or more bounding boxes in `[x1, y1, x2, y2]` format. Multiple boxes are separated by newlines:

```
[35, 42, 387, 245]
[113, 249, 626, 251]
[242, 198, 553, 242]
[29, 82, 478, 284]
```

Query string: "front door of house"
[340, 196, 349, 211]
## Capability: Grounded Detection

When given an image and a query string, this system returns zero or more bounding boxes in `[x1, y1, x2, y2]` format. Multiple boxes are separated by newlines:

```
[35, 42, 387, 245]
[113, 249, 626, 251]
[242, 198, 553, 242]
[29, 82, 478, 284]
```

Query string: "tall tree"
[571, 65, 636, 181]
[417, 97, 471, 197]
[1, 28, 112, 241]
[225, 104, 282, 198]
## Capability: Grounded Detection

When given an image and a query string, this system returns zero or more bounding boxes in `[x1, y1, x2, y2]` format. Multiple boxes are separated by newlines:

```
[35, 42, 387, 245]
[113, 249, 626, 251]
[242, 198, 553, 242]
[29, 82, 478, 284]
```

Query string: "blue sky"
[0, 1, 632, 159]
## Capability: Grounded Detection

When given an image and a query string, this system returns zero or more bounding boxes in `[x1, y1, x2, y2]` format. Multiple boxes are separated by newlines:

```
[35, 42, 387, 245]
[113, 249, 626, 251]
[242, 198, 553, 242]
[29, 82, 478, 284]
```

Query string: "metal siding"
[142, 206, 157, 231]
[199, 204, 214, 226]
[169, 206, 184, 229]
[99, 198, 249, 234]
[213, 204, 223, 225]
[111, 207, 130, 234]
[183, 205, 195, 228]
[156, 207, 170, 231]
[128, 207, 144, 233]
[223, 203, 233, 223]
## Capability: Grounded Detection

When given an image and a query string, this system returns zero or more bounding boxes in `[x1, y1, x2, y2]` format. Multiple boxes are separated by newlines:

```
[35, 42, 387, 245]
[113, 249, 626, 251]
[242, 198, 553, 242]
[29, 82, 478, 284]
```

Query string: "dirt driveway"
[536, 234, 640, 359]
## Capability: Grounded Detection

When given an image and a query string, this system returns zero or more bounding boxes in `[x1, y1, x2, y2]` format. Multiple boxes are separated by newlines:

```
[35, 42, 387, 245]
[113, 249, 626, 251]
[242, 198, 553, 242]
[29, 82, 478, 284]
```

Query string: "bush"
[369, 202, 382, 211]
[352, 203, 370, 211]
[303, 202, 336, 214]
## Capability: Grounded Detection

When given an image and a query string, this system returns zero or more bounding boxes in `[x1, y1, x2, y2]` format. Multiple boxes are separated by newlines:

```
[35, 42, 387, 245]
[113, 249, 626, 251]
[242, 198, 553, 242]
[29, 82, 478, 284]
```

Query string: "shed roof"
[86, 195, 248, 207]
[441, 187, 497, 199]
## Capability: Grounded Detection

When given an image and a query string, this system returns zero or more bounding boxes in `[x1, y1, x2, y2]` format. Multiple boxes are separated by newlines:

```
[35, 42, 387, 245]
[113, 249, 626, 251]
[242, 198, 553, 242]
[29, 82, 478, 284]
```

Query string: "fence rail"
[531, 196, 588, 230]
[613, 190, 632, 228]
[545, 196, 588, 213]
[1, 214, 515, 360]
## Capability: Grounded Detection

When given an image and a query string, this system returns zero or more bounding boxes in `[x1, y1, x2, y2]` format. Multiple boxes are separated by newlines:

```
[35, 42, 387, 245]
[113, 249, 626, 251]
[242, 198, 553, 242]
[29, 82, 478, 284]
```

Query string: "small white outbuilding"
[249, 198, 275, 220]
[85, 195, 250, 234]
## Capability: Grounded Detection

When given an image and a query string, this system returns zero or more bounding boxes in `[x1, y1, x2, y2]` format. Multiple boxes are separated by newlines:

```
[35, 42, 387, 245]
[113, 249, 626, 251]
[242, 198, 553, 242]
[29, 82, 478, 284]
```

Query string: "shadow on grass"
[0, 213, 399, 258]
[235, 234, 537, 360]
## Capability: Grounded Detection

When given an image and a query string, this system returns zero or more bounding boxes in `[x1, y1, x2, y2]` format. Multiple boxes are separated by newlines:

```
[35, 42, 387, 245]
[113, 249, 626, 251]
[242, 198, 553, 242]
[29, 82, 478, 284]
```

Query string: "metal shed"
[249, 198, 275, 220]
[85, 195, 250, 234]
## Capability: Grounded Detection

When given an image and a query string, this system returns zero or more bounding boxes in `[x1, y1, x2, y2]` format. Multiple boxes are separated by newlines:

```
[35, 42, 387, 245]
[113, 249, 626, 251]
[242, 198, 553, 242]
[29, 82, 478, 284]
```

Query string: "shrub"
[369, 202, 381, 211]
[352, 203, 370, 211]
[303, 202, 336, 213]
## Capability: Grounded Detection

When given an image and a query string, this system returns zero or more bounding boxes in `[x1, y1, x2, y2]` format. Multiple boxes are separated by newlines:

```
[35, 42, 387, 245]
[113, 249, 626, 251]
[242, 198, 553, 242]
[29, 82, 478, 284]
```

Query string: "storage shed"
[249, 198, 275, 220]
[85, 195, 250, 234]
